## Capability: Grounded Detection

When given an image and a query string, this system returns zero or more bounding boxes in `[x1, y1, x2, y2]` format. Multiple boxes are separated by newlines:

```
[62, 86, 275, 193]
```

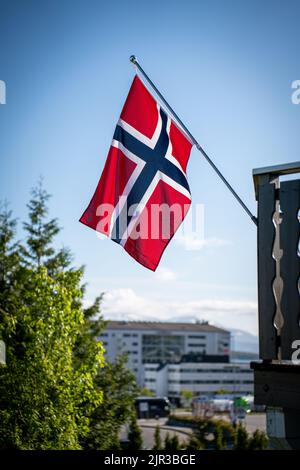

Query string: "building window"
[169, 380, 224, 385]
[188, 335, 206, 339]
[142, 334, 184, 363]
[187, 343, 206, 348]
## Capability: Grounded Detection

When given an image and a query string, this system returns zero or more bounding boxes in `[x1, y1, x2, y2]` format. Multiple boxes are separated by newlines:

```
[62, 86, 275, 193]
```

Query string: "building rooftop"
[105, 320, 229, 334]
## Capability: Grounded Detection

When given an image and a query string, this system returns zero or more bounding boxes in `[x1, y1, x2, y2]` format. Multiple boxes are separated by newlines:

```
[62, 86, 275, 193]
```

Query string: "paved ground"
[139, 421, 191, 449]
[244, 413, 266, 434]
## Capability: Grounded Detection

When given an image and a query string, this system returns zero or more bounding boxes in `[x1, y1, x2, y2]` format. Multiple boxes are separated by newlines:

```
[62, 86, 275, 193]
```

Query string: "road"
[244, 413, 266, 434]
[132, 414, 267, 449]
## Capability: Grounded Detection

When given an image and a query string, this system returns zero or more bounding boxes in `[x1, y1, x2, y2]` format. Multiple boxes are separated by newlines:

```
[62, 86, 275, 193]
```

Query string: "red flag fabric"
[80, 76, 193, 270]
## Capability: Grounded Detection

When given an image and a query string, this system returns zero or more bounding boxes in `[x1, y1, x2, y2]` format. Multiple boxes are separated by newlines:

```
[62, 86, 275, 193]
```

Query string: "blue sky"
[1, 0, 299, 335]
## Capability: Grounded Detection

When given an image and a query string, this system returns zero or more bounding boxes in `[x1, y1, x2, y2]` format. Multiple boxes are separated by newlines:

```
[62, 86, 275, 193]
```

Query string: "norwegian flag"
[80, 76, 193, 270]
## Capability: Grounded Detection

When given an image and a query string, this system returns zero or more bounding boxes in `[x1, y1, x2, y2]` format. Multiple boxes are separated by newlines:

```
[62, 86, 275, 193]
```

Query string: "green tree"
[186, 417, 235, 450]
[128, 412, 143, 450]
[191, 419, 210, 448]
[0, 265, 104, 449]
[164, 433, 181, 450]
[81, 354, 138, 450]
[140, 387, 155, 397]
[164, 432, 171, 450]
[248, 429, 268, 450]
[215, 388, 229, 395]
[186, 435, 204, 450]
[0, 189, 104, 449]
[180, 389, 194, 408]
[213, 423, 225, 450]
[21, 180, 71, 272]
[170, 434, 181, 450]
[75, 284, 138, 450]
[153, 425, 162, 450]
[234, 423, 249, 450]
[0, 204, 20, 287]
[0, 183, 139, 449]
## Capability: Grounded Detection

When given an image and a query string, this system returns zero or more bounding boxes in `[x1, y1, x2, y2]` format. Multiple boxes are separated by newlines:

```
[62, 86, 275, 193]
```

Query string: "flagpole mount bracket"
[129, 55, 137, 65]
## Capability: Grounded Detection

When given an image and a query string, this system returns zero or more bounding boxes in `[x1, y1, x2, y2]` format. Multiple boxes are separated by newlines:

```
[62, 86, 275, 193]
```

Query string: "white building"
[143, 362, 254, 400]
[100, 320, 231, 385]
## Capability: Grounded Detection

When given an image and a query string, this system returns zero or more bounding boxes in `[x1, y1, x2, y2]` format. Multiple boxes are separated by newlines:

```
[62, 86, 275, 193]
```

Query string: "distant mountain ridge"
[229, 328, 258, 353]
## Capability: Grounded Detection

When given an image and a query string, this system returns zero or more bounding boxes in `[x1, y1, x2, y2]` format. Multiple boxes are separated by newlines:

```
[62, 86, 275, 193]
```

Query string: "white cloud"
[175, 234, 230, 251]
[154, 267, 178, 281]
[102, 288, 167, 320]
[101, 288, 258, 335]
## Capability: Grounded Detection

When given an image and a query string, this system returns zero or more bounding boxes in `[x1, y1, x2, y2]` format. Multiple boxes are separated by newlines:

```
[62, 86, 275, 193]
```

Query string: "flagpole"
[129, 55, 258, 226]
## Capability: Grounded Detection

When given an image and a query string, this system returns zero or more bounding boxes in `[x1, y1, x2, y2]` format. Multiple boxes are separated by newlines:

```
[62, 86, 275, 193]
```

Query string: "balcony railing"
[253, 161, 300, 361]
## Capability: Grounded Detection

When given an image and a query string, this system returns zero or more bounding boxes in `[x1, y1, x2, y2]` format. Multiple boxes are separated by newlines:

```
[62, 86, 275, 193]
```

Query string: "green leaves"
[127, 412, 143, 450]
[22, 180, 60, 268]
[0, 180, 138, 450]
[0, 186, 104, 449]
[81, 354, 138, 450]
[0, 264, 104, 449]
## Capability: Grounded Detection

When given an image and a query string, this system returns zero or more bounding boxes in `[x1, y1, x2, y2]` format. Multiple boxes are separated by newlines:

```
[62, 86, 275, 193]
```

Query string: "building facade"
[143, 362, 254, 399]
[100, 320, 231, 385]
[99, 321, 254, 399]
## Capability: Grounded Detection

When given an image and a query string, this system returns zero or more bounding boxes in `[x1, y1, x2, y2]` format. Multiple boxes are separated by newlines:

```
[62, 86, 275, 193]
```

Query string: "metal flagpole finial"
[129, 55, 137, 65]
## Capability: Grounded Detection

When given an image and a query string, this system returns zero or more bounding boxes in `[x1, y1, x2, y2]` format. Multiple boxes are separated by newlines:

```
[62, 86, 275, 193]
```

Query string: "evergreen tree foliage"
[186, 435, 204, 450]
[81, 353, 138, 450]
[21, 180, 71, 273]
[234, 423, 249, 450]
[248, 429, 268, 450]
[0, 182, 138, 449]
[164, 433, 181, 450]
[213, 423, 225, 450]
[0, 201, 104, 448]
[128, 412, 143, 450]
[153, 425, 162, 450]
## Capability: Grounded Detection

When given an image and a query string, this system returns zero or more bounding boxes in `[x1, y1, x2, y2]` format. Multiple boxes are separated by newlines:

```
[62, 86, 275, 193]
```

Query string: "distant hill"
[230, 328, 258, 353]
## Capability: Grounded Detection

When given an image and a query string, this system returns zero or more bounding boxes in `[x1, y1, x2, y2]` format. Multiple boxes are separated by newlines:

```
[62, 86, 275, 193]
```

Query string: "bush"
[153, 425, 162, 450]
[128, 413, 143, 450]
